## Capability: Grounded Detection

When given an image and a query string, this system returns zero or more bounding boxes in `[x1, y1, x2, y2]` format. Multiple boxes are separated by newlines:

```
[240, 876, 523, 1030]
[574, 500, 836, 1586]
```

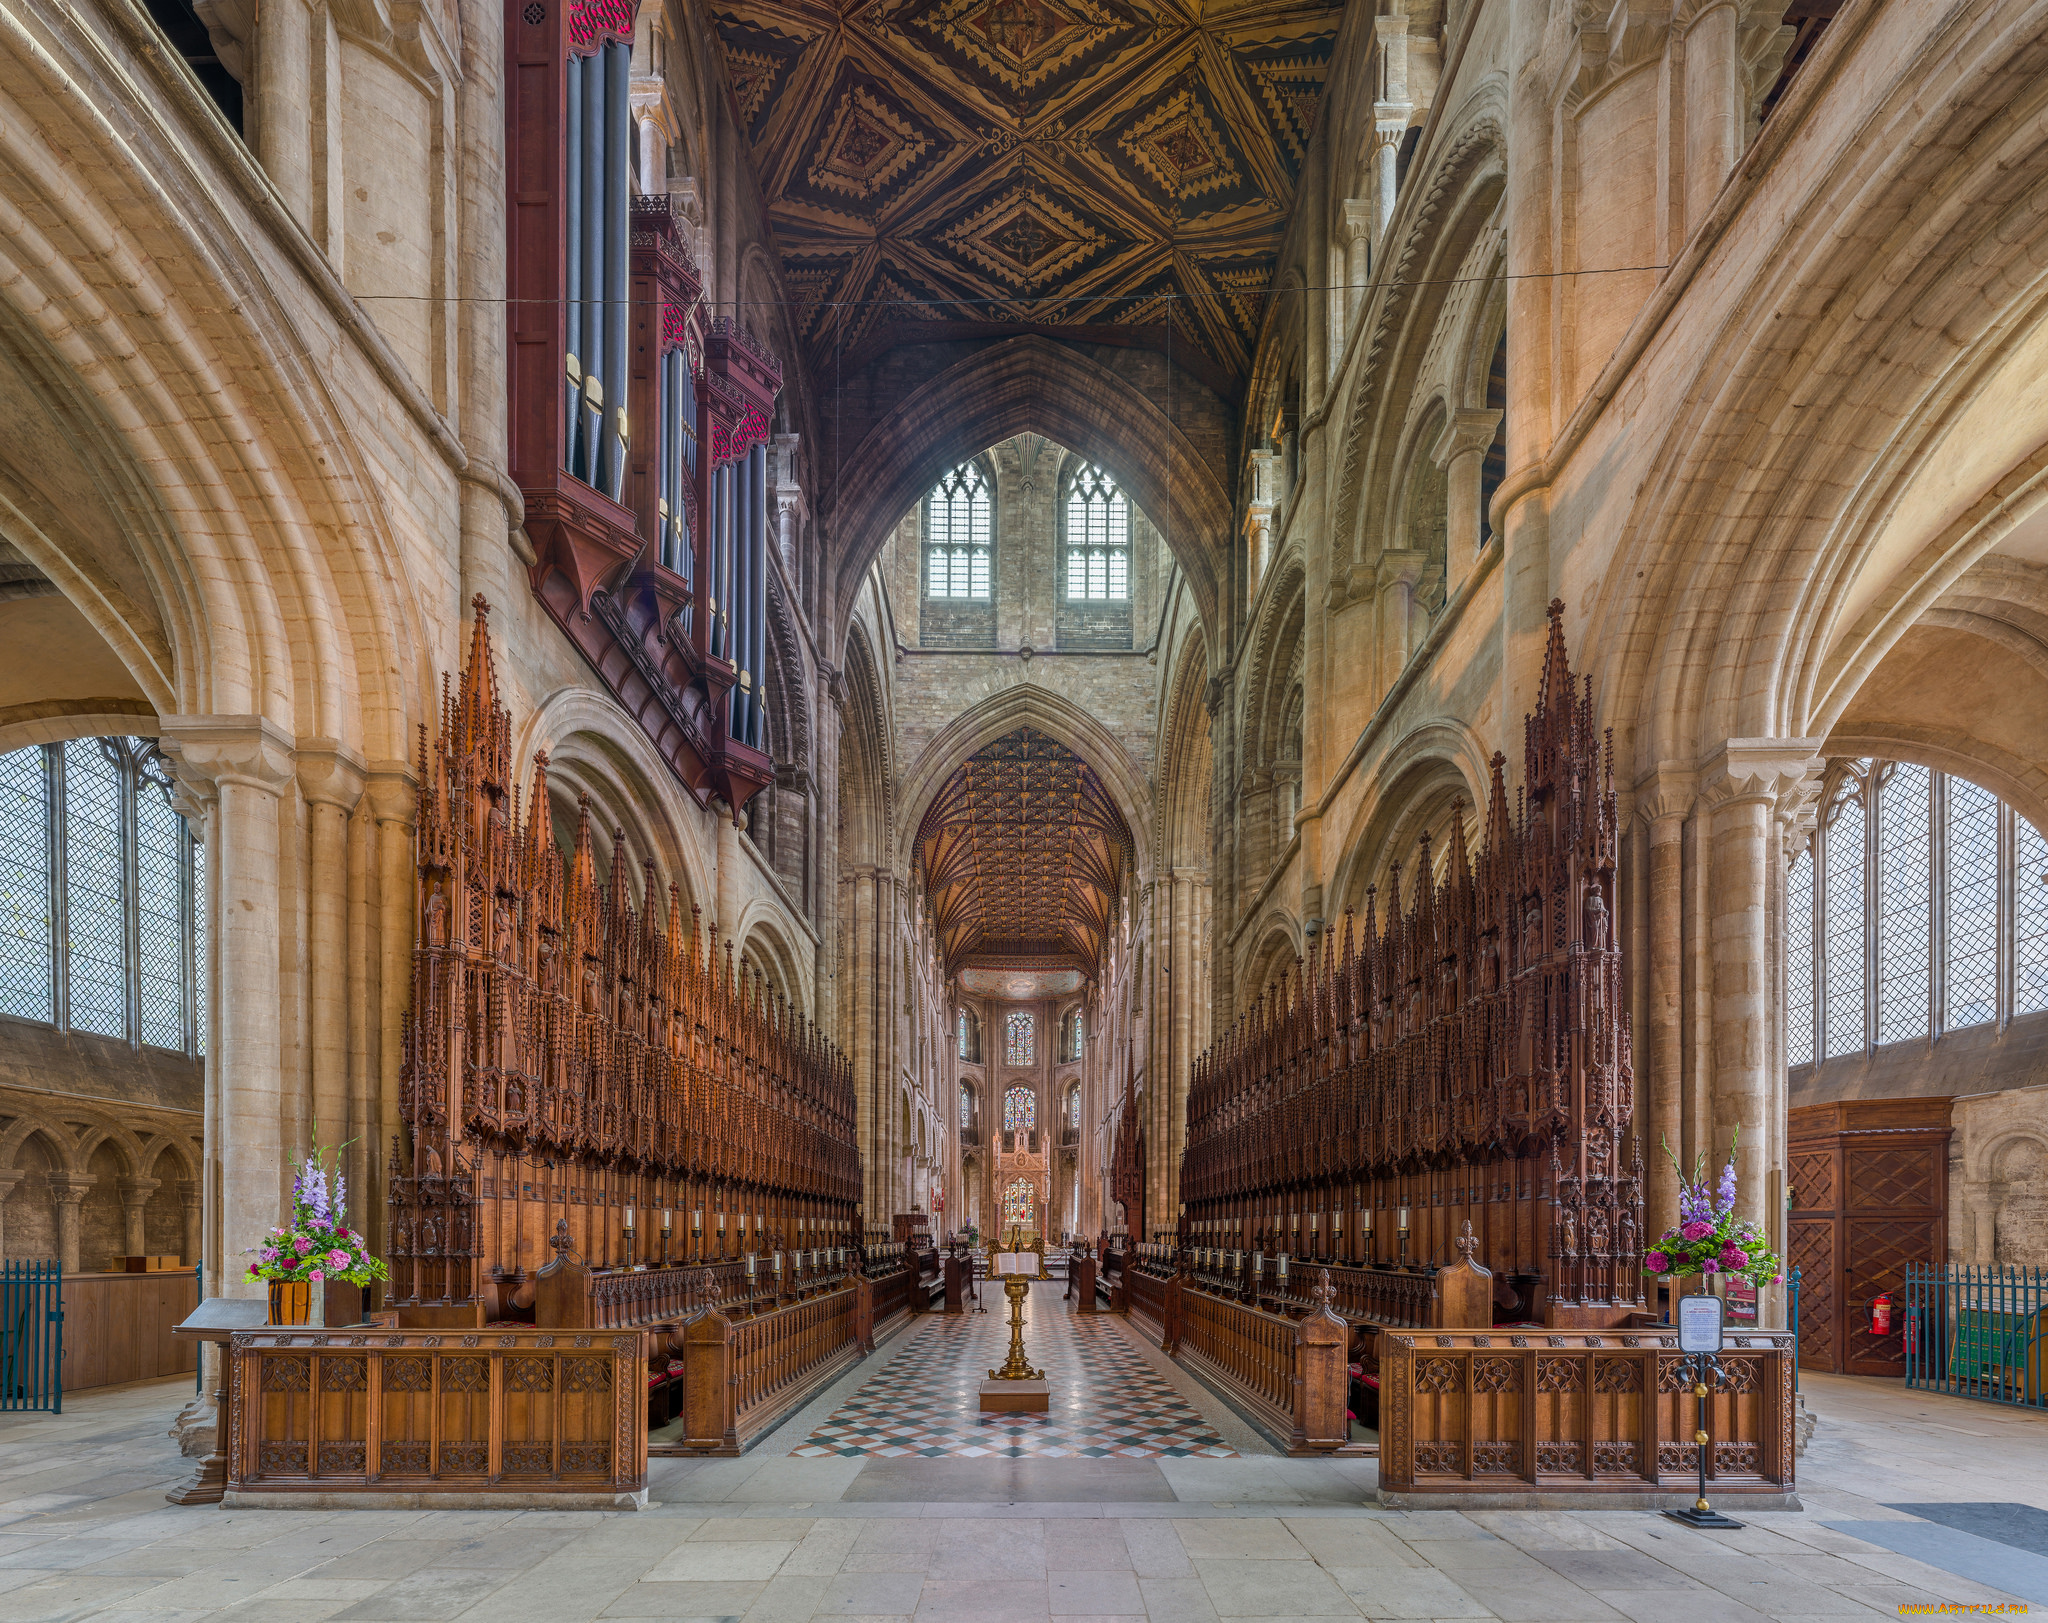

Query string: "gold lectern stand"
[978, 1235, 1049, 1413]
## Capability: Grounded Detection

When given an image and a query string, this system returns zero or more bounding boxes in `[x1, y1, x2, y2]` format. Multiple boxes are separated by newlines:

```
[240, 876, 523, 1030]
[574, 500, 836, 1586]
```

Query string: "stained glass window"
[1005, 1010, 1033, 1064]
[1002, 1178, 1035, 1229]
[1823, 784, 1865, 1059]
[1004, 1085, 1035, 1134]
[1064, 463, 1129, 600]
[925, 463, 991, 599]
[66, 739, 128, 1039]
[1786, 846, 1814, 1067]
[959, 1084, 973, 1129]
[0, 739, 200, 1053]
[1877, 763, 1931, 1044]
[1947, 775, 2000, 1030]
[1068, 1086, 1080, 1129]
[2016, 814, 2048, 1017]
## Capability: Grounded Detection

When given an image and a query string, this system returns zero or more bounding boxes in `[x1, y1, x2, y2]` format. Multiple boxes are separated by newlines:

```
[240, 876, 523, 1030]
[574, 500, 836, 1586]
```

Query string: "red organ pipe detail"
[1180, 603, 1646, 1328]
[390, 601, 861, 1327]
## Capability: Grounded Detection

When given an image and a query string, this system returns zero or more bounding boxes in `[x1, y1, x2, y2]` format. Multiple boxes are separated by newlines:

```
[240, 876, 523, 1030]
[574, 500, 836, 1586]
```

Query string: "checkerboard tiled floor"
[788, 1281, 1238, 1458]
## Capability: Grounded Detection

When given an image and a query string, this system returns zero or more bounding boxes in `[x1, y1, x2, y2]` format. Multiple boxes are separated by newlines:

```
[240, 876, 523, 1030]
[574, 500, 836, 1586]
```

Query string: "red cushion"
[1360, 1374, 1380, 1389]
[647, 1372, 669, 1389]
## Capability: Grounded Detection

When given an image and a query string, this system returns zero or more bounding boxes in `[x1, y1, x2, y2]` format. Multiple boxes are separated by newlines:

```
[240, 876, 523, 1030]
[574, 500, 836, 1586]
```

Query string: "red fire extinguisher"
[1870, 1293, 1893, 1337]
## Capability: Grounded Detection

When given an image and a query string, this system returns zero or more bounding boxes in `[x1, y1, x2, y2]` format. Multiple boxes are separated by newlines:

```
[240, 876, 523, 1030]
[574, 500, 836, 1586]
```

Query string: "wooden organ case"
[390, 602, 862, 1327]
[1181, 603, 1647, 1328]
[506, 0, 779, 818]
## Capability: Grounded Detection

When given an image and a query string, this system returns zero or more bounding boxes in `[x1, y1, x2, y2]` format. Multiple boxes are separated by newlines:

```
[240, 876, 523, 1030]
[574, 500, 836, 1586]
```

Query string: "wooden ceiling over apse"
[710, 0, 1341, 388]
[916, 727, 1133, 979]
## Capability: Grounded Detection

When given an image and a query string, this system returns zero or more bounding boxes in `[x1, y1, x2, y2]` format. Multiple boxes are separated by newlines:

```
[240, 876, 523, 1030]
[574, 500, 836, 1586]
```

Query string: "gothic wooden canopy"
[710, 0, 1340, 386]
[916, 726, 1132, 977]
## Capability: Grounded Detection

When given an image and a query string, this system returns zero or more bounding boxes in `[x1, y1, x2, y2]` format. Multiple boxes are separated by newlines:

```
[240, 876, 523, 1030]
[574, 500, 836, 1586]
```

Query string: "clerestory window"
[0, 738, 205, 1057]
[1787, 757, 2048, 1067]
[925, 463, 992, 599]
[1063, 462, 1129, 601]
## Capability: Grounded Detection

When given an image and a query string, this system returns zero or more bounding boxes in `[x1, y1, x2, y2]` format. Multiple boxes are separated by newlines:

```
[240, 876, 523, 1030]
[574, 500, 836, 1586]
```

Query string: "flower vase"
[266, 1280, 309, 1325]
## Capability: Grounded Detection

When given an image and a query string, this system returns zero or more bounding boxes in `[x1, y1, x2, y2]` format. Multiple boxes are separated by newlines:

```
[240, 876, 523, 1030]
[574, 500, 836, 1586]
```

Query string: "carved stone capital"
[118, 1176, 162, 1211]
[1340, 197, 1374, 244]
[1698, 739, 1824, 822]
[159, 716, 297, 801]
[364, 764, 419, 828]
[1432, 408, 1504, 469]
[45, 1173, 96, 1207]
[1376, 547, 1429, 593]
[1634, 765, 1696, 837]
[296, 741, 369, 815]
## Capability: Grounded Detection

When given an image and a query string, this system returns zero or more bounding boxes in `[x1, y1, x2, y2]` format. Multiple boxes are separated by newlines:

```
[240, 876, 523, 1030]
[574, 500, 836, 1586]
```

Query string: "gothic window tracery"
[1004, 1085, 1035, 1134]
[1787, 757, 2048, 1067]
[925, 463, 992, 599]
[1005, 1009, 1034, 1064]
[0, 739, 204, 1056]
[1062, 463, 1129, 601]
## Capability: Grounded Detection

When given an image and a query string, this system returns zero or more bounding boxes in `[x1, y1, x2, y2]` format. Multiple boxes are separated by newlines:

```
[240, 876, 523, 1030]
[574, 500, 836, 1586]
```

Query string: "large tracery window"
[1787, 757, 2048, 1067]
[1063, 463, 1129, 601]
[1004, 1085, 1036, 1135]
[0, 739, 205, 1056]
[925, 463, 992, 599]
[1004, 1009, 1034, 1065]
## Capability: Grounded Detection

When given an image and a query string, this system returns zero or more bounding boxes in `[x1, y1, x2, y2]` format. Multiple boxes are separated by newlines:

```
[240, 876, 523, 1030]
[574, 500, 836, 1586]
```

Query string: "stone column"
[298, 746, 366, 1164]
[1433, 408, 1503, 595]
[366, 768, 416, 1250]
[180, 1179, 204, 1269]
[48, 1175, 94, 1274]
[1702, 740, 1820, 1326]
[0, 1169, 22, 1260]
[118, 1177, 161, 1259]
[1639, 769, 1694, 1237]
[253, 0, 313, 225]
[1374, 548, 1428, 692]
[161, 717, 298, 1299]
[1342, 199, 1373, 328]
[1370, 16, 1413, 249]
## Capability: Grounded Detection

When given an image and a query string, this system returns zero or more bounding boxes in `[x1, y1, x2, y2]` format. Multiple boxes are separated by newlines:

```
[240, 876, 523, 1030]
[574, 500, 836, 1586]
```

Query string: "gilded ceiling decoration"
[916, 727, 1132, 977]
[711, 0, 1340, 385]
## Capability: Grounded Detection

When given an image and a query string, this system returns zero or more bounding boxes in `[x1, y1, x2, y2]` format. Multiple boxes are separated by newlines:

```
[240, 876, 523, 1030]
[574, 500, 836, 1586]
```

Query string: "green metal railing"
[0, 1260, 64, 1412]
[1904, 1262, 2047, 1410]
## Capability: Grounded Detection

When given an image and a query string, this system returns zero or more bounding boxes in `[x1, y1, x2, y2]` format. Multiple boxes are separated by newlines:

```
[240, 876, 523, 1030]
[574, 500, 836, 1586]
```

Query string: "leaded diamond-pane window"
[1877, 763, 1932, 1044]
[0, 746, 51, 1023]
[925, 463, 992, 600]
[2016, 815, 2048, 1017]
[0, 738, 202, 1054]
[1786, 848, 1814, 1067]
[1947, 775, 2000, 1030]
[66, 739, 128, 1039]
[1792, 757, 2048, 1078]
[1063, 463, 1129, 601]
[1823, 786, 1865, 1059]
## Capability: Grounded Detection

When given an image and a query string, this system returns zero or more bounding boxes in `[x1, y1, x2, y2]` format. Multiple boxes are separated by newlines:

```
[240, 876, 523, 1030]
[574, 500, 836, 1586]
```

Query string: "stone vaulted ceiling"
[916, 727, 1133, 977]
[712, 0, 1340, 386]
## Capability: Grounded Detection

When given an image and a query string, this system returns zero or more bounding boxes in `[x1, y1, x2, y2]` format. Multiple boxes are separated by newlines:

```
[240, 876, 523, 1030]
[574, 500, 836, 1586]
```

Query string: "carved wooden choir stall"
[1148, 605, 1794, 1499]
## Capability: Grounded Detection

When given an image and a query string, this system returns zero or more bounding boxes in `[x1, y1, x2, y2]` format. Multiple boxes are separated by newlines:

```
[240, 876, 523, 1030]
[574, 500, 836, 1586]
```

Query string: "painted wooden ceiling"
[916, 727, 1132, 977]
[711, 0, 1341, 386]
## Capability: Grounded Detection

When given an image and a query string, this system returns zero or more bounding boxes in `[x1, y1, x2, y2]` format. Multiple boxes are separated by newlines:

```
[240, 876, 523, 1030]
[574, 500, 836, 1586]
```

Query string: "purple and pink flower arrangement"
[1643, 1128, 1783, 1290]
[242, 1132, 389, 1288]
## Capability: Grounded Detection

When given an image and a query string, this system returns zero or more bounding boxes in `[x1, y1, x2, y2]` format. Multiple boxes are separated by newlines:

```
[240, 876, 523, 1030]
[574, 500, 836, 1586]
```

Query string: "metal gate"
[0, 1260, 64, 1412]
[1904, 1263, 2047, 1410]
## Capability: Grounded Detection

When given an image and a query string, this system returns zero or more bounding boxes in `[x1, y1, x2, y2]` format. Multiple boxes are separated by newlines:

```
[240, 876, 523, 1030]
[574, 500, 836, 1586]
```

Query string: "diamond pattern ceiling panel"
[916, 726, 1132, 976]
[711, 0, 1340, 383]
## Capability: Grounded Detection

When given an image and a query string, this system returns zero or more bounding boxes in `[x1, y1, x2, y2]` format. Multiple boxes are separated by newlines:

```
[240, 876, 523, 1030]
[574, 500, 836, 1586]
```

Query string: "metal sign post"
[1665, 1293, 1741, 1529]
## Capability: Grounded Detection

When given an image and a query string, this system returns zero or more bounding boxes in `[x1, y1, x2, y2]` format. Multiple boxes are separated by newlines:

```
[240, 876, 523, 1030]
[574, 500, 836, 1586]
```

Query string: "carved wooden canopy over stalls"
[709, 0, 1340, 385]
[915, 726, 1132, 976]
[1180, 604, 1645, 1327]
[393, 602, 861, 1326]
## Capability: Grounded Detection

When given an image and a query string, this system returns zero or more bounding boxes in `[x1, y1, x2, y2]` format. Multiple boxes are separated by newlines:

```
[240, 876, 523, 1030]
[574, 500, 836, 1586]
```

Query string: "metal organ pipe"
[748, 441, 767, 748]
[601, 39, 630, 502]
[564, 62, 583, 479]
[577, 51, 605, 487]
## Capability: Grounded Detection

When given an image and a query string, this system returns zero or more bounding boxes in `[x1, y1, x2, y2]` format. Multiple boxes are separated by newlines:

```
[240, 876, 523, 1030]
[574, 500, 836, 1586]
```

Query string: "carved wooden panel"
[1790, 1151, 1834, 1211]
[1847, 1149, 1935, 1211]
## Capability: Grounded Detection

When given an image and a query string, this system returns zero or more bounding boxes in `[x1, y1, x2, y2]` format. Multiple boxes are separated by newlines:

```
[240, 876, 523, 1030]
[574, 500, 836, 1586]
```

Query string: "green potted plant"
[243, 1133, 388, 1326]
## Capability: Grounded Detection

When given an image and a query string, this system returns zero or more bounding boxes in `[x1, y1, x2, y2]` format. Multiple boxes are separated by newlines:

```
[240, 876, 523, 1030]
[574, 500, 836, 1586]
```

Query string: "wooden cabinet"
[1789, 1098, 1951, 1376]
[61, 1271, 199, 1393]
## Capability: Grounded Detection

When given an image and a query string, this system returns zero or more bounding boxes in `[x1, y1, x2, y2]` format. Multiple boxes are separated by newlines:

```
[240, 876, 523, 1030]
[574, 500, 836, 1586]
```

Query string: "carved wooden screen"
[1179, 602, 1643, 1327]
